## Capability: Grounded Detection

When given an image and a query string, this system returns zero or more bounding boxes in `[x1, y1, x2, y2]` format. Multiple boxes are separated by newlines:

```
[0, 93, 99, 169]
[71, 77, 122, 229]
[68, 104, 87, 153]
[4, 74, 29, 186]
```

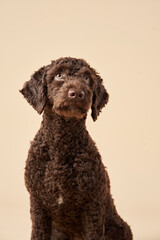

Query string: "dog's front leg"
[82, 205, 105, 240]
[82, 220, 105, 240]
[30, 196, 52, 240]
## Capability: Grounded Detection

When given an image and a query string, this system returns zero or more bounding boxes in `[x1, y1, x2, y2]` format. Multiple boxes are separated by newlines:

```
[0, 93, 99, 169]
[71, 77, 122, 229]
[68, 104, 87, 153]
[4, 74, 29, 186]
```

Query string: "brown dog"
[20, 57, 133, 240]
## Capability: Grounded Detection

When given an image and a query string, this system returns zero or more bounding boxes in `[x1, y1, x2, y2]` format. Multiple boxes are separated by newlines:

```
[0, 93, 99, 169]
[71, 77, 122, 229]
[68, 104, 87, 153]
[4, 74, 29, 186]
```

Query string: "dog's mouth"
[53, 103, 90, 119]
[53, 98, 91, 119]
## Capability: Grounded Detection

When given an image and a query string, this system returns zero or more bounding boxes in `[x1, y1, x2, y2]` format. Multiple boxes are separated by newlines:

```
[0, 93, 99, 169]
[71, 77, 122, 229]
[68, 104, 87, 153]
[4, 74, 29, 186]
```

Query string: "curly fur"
[20, 57, 133, 240]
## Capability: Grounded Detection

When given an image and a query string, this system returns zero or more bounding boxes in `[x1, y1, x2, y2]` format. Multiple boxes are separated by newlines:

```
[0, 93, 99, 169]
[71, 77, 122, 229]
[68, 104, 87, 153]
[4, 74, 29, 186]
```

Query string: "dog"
[20, 57, 133, 240]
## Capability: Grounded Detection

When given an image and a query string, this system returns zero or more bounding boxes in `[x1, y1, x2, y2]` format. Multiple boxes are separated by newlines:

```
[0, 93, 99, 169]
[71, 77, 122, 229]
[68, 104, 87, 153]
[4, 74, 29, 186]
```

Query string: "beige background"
[0, 0, 160, 239]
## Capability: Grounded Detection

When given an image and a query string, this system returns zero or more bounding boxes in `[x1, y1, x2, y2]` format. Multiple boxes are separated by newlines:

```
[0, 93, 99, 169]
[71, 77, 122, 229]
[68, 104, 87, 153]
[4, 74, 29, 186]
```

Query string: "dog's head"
[20, 57, 109, 121]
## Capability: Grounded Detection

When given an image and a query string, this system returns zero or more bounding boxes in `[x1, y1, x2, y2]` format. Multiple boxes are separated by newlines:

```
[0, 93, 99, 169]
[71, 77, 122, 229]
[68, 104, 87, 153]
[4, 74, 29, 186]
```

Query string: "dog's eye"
[85, 76, 90, 85]
[55, 74, 64, 81]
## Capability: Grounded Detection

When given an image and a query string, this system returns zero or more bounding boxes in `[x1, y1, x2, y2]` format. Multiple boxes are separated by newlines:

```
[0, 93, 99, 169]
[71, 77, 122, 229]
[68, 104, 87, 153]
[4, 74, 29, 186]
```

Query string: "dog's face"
[46, 60, 96, 119]
[20, 57, 109, 121]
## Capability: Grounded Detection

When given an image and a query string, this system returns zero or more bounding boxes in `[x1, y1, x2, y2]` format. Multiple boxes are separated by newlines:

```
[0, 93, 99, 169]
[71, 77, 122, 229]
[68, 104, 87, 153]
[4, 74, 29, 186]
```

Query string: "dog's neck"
[42, 105, 88, 144]
[41, 105, 89, 161]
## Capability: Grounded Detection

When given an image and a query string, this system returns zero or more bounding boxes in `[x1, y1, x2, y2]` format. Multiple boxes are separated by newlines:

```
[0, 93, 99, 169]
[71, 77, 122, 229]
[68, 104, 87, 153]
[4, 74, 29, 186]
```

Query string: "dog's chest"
[42, 152, 99, 210]
[44, 158, 83, 194]
[41, 160, 85, 215]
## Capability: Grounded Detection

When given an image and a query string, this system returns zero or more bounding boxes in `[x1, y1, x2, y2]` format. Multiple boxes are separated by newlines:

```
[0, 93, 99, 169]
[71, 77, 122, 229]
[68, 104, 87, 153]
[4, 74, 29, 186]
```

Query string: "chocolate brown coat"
[20, 57, 133, 240]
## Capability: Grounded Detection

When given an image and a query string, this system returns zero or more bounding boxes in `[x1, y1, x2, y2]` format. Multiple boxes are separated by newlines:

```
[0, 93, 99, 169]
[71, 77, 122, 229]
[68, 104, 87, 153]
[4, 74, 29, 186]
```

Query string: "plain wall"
[0, 0, 160, 239]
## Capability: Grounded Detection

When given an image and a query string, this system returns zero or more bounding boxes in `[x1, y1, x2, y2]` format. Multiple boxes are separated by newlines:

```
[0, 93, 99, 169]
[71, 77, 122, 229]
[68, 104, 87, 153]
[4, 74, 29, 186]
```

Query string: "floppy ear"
[20, 66, 47, 114]
[91, 76, 109, 121]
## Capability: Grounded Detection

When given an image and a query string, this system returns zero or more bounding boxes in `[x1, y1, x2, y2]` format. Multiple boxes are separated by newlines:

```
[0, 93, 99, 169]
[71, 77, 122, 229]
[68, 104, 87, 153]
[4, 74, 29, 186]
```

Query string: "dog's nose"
[68, 88, 85, 100]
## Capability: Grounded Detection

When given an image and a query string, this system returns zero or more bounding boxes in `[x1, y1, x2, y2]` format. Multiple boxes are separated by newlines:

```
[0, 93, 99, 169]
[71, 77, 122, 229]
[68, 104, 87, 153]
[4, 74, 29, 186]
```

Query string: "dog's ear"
[91, 75, 109, 121]
[20, 66, 47, 114]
